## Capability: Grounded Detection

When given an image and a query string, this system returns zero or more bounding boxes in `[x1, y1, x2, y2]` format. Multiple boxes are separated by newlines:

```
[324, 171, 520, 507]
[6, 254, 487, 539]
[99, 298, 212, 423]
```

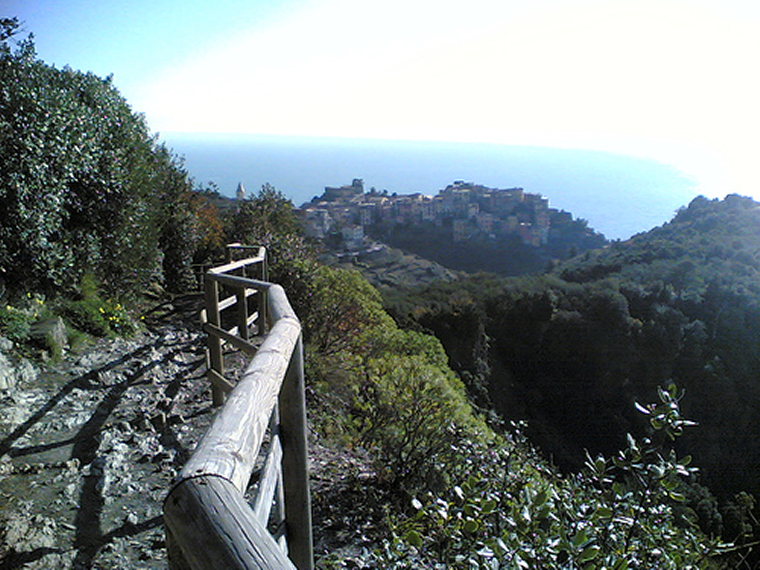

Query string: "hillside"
[370, 207, 606, 276]
[553, 195, 760, 492]
[387, 194, 760, 546]
[321, 242, 460, 289]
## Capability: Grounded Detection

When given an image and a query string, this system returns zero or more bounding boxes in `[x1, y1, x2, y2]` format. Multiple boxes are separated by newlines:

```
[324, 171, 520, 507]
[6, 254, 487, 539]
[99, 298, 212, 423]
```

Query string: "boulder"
[16, 359, 38, 385]
[0, 336, 13, 352]
[0, 341, 39, 391]
[0, 355, 39, 391]
[0, 350, 15, 390]
[30, 317, 68, 358]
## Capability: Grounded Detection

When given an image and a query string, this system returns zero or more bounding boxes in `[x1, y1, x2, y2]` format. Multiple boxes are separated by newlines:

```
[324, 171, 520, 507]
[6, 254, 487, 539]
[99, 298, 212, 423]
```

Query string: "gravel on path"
[0, 302, 217, 569]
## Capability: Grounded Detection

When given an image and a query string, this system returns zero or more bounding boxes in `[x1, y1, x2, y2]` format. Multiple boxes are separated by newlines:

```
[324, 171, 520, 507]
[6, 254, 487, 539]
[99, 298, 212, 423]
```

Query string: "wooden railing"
[164, 244, 313, 569]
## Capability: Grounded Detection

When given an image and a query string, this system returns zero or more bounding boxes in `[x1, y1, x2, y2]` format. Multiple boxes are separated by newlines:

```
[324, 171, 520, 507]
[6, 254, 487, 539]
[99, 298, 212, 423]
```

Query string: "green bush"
[230, 184, 319, 316]
[365, 384, 730, 569]
[0, 303, 33, 343]
[0, 29, 197, 298]
[353, 353, 481, 489]
[304, 264, 486, 493]
[0, 292, 54, 344]
[58, 275, 134, 336]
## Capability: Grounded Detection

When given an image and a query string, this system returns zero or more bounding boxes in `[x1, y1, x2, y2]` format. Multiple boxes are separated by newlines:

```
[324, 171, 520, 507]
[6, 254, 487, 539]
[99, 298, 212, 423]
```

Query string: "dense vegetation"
[387, 195, 760, 558]
[241, 187, 732, 568]
[0, 20, 226, 348]
[0, 19, 229, 301]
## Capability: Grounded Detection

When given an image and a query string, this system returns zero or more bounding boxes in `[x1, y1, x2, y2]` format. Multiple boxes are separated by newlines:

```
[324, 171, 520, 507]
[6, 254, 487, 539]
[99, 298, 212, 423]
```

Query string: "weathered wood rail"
[164, 244, 313, 569]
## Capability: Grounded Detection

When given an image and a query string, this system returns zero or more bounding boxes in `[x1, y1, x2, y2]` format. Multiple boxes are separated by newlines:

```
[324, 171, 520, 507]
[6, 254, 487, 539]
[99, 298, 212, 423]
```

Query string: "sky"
[6, 0, 760, 200]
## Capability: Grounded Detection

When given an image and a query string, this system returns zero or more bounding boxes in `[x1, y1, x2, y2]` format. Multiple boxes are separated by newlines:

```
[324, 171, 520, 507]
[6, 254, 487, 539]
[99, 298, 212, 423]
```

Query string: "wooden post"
[258, 252, 268, 336]
[235, 248, 250, 341]
[279, 334, 314, 570]
[164, 475, 297, 570]
[205, 277, 225, 407]
[268, 404, 287, 552]
[236, 287, 249, 342]
[262, 248, 269, 283]
[165, 524, 192, 570]
[257, 290, 267, 337]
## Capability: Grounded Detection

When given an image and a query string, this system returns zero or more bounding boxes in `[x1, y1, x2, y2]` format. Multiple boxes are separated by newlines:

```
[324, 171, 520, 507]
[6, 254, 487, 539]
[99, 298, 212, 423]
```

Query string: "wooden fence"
[164, 244, 314, 569]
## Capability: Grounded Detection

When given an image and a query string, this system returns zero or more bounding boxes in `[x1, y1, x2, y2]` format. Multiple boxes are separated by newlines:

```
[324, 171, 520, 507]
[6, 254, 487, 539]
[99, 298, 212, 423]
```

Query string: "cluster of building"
[299, 179, 568, 251]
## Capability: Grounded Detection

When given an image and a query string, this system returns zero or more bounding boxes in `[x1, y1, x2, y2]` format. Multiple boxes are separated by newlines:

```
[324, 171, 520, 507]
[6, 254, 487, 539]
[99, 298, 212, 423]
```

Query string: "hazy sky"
[7, 0, 760, 199]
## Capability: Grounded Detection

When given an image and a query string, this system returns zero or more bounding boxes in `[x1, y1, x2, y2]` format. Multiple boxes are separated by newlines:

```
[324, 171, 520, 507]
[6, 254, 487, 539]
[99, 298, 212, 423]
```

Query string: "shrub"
[369, 384, 730, 568]
[0, 303, 33, 343]
[0, 292, 54, 345]
[58, 275, 134, 336]
[0, 31, 195, 298]
[353, 353, 481, 489]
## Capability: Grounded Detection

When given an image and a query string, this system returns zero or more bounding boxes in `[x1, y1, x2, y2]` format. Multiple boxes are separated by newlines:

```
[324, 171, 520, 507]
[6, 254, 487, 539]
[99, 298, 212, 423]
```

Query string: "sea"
[164, 133, 700, 241]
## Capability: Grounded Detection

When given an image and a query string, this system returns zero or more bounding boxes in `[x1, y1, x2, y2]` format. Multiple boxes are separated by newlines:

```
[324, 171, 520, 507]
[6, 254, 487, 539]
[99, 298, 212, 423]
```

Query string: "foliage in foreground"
[385, 195, 760, 550]
[326, 386, 731, 568]
[305, 265, 485, 490]
[0, 273, 139, 360]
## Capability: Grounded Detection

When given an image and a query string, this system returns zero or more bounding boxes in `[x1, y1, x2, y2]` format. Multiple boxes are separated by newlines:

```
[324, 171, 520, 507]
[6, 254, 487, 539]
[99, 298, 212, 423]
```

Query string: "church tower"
[236, 182, 246, 201]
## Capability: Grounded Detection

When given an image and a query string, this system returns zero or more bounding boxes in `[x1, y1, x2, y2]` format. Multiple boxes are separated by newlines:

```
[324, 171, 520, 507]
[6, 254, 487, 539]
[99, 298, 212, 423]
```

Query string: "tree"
[232, 183, 300, 240]
[0, 17, 19, 42]
[304, 266, 392, 356]
[0, 28, 195, 298]
[230, 184, 317, 315]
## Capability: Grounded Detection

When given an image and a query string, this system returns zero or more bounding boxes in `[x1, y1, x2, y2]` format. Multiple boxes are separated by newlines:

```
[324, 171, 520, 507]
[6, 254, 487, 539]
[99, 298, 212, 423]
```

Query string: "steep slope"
[387, 195, 760, 542]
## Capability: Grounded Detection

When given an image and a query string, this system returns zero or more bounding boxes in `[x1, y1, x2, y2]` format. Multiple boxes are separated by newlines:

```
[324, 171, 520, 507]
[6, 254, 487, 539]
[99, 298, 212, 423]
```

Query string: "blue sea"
[164, 133, 699, 241]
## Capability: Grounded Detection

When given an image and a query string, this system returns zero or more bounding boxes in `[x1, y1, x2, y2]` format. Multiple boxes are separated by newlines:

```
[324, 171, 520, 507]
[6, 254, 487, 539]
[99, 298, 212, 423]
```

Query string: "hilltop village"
[299, 179, 598, 253]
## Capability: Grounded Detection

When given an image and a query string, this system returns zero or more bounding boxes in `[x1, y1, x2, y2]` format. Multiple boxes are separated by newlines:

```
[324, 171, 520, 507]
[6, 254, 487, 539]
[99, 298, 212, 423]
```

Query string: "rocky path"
[0, 298, 220, 569]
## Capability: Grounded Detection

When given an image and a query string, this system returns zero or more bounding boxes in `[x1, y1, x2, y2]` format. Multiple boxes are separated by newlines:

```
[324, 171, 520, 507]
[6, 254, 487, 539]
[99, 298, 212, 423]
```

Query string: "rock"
[30, 317, 68, 358]
[0, 454, 12, 475]
[16, 359, 38, 385]
[0, 351, 15, 390]
[0, 316, 219, 568]
[0, 336, 13, 352]
[149, 412, 166, 431]
[0, 350, 38, 390]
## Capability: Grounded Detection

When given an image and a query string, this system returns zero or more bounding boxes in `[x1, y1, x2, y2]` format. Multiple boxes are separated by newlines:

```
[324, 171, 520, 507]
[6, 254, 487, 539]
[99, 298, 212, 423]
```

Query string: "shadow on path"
[69, 341, 197, 568]
[0, 343, 157, 458]
[1, 294, 214, 568]
[0, 546, 63, 570]
[0, 515, 165, 570]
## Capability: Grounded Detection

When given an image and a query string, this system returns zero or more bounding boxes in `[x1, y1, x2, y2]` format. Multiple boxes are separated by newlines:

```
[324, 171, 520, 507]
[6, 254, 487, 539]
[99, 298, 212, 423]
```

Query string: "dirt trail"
[0, 296, 218, 569]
